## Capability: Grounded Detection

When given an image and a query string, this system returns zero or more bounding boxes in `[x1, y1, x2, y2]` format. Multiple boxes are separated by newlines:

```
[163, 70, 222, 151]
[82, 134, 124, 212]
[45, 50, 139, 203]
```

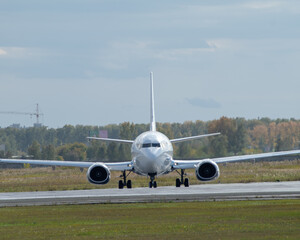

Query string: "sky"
[1, 0, 300, 128]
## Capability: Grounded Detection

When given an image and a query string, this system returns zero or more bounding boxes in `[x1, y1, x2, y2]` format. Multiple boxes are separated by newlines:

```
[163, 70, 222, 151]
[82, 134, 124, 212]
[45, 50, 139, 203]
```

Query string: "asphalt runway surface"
[0, 181, 299, 207]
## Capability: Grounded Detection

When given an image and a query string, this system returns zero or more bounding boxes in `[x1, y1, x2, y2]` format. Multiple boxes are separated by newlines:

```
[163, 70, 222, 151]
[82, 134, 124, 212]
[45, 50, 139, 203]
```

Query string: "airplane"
[1, 72, 300, 189]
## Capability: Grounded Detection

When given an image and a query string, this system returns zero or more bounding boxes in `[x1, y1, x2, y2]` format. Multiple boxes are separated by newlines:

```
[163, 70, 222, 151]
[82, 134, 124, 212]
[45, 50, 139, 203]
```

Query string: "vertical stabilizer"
[150, 72, 156, 131]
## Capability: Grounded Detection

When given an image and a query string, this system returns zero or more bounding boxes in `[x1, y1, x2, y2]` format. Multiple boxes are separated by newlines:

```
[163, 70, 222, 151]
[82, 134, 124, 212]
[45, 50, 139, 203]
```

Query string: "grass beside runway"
[0, 200, 299, 240]
[0, 159, 300, 192]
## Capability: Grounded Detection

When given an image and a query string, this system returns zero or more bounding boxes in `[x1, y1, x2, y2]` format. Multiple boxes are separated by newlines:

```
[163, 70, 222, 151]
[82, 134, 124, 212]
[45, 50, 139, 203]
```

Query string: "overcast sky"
[1, 0, 300, 128]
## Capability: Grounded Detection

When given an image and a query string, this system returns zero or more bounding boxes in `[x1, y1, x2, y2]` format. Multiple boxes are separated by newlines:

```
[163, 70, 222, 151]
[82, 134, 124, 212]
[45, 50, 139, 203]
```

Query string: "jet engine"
[195, 160, 220, 181]
[87, 163, 110, 185]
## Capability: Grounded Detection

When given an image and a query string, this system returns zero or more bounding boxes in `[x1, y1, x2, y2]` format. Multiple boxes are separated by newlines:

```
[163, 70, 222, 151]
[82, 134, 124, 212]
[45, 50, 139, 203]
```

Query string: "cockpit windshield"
[142, 142, 161, 148]
[152, 143, 161, 147]
[142, 143, 151, 148]
[134, 131, 172, 150]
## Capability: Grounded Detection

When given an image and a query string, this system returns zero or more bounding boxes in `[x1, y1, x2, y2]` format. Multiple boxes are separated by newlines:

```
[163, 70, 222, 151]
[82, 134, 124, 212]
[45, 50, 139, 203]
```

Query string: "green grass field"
[1, 159, 300, 192]
[0, 200, 299, 240]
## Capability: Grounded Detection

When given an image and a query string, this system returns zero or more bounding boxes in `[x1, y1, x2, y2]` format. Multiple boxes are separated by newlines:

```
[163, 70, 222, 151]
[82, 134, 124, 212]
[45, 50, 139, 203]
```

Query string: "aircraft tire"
[119, 180, 124, 189]
[176, 178, 181, 187]
[184, 178, 189, 187]
[127, 180, 132, 189]
[153, 181, 157, 188]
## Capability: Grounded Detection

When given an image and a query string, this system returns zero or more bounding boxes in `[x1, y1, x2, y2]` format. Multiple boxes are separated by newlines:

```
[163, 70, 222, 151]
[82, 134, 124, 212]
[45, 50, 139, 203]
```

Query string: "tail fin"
[150, 72, 156, 131]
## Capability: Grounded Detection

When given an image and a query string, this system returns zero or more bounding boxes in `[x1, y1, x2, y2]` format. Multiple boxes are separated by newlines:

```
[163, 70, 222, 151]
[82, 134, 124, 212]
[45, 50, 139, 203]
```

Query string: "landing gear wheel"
[184, 178, 189, 187]
[119, 171, 133, 189]
[127, 180, 132, 189]
[176, 178, 181, 187]
[118, 180, 124, 189]
[149, 174, 156, 188]
[175, 169, 189, 187]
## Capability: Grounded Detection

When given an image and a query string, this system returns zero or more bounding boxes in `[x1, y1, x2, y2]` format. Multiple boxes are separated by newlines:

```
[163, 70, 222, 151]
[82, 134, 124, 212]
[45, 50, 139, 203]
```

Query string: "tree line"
[0, 117, 300, 162]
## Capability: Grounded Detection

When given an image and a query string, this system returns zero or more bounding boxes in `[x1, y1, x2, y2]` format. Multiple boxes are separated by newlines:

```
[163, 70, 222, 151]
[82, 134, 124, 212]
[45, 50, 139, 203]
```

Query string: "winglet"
[150, 72, 156, 131]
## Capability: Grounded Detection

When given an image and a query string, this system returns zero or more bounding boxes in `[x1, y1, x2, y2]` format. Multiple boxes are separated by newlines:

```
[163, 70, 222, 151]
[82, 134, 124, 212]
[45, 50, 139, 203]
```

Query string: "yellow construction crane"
[0, 104, 44, 127]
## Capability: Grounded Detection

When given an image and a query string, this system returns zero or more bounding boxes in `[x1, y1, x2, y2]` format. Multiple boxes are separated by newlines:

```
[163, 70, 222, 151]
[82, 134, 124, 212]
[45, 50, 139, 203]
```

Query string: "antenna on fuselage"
[150, 72, 156, 132]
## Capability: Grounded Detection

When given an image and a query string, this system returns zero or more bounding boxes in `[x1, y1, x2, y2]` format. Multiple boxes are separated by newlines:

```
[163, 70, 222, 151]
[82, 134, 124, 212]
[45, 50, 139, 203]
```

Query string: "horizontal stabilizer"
[170, 132, 220, 143]
[87, 137, 134, 144]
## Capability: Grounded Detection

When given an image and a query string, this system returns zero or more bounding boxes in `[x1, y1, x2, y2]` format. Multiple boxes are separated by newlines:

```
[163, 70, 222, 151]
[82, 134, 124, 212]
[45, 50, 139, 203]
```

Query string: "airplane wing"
[170, 133, 220, 143]
[0, 159, 133, 171]
[212, 149, 300, 164]
[172, 149, 300, 169]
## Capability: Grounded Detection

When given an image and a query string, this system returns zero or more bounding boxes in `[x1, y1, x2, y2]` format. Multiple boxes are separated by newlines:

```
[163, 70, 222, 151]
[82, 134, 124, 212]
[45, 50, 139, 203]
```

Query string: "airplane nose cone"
[137, 149, 161, 173]
[143, 149, 159, 161]
[133, 148, 171, 175]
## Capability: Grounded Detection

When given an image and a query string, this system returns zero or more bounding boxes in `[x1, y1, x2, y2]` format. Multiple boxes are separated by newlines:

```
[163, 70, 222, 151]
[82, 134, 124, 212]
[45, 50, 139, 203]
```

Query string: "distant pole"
[36, 103, 40, 124]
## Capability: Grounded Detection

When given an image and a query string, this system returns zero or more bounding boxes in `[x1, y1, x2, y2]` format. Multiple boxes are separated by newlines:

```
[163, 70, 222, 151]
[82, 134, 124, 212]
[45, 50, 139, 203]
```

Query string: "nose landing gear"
[148, 173, 157, 188]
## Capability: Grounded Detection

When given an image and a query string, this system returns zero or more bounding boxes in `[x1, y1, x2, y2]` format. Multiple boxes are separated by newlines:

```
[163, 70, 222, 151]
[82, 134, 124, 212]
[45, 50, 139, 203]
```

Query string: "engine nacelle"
[195, 160, 220, 181]
[87, 163, 110, 185]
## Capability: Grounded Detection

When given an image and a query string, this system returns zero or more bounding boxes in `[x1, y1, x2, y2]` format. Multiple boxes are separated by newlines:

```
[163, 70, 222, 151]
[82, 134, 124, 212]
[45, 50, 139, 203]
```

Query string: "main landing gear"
[118, 170, 132, 189]
[175, 169, 189, 187]
[148, 173, 157, 188]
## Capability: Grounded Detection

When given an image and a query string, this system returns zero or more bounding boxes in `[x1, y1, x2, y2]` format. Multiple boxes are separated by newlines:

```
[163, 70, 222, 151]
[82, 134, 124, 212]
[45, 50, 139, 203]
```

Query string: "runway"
[0, 181, 299, 207]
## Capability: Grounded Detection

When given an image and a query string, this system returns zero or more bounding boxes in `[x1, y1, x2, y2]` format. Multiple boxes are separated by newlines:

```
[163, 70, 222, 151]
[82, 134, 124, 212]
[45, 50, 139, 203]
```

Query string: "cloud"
[0, 49, 7, 55]
[155, 47, 216, 60]
[0, 47, 55, 59]
[155, 39, 243, 61]
[97, 40, 158, 70]
[186, 98, 221, 109]
[0, 47, 31, 58]
[97, 39, 219, 69]
[243, 1, 283, 10]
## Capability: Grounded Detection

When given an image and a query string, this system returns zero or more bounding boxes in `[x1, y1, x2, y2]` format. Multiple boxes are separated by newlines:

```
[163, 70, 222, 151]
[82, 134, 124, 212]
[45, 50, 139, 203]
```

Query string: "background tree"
[209, 135, 228, 157]
[87, 141, 107, 161]
[275, 121, 299, 151]
[41, 144, 56, 160]
[208, 117, 247, 155]
[119, 122, 136, 160]
[107, 142, 119, 162]
[57, 143, 87, 161]
[1, 118, 299, 162]
[27, 140, 41, 159]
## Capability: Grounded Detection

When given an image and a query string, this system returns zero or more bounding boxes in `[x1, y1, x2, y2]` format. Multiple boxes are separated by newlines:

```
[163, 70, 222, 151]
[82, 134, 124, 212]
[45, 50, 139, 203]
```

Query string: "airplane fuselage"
[131, 131, 173, 176]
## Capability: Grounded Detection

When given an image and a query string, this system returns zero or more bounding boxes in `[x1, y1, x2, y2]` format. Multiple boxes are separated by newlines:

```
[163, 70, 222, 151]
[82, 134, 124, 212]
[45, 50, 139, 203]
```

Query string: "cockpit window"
[142, 143, 151, 148]
[141, 142, 161, 148]
[152, 143, 161, 147]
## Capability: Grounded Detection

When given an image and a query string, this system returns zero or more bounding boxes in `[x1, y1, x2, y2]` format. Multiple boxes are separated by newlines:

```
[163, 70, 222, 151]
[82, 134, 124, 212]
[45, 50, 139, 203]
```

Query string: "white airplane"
[1, 73, 300, 189]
